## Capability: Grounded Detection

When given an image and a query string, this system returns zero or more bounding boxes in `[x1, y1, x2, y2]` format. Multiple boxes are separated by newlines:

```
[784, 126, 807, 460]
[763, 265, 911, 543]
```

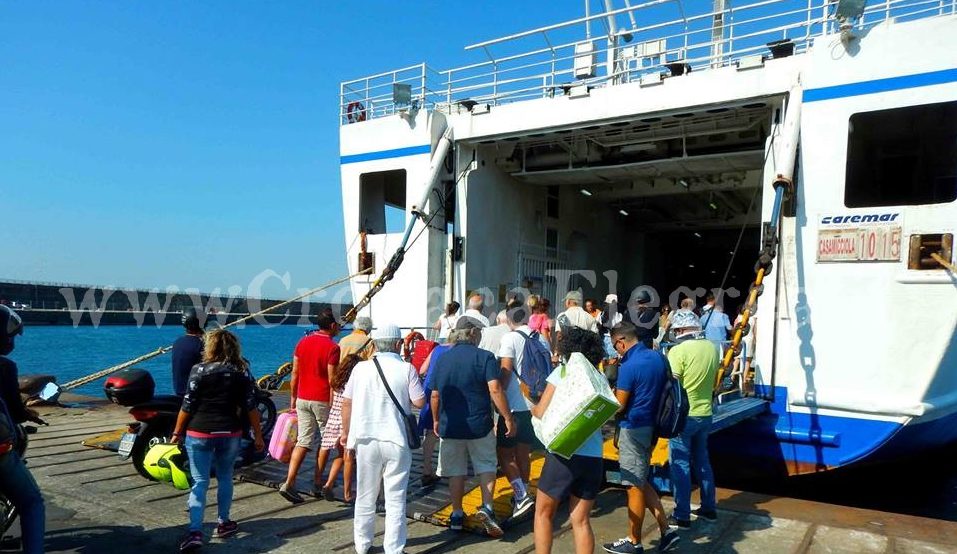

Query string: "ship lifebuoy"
[402, 331, 425, 362]
[346, 101, 367, 123]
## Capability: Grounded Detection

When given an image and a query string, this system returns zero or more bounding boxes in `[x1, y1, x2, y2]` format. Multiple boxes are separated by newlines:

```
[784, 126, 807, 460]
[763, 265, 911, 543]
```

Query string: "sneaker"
[215, 521, 238, 538]
[179, 531, 203, 552]
[474, 506, 504, 538]
[278, 483, 304, 504]
[310, 484, 324, 499]
[511, 493, 535, 519]
[657, 530, 681, 552]
[602, 537, 643, 553]
[693, 508, 718, 521]
[667, 515, 691, 529]
[449, 511, 465, 532]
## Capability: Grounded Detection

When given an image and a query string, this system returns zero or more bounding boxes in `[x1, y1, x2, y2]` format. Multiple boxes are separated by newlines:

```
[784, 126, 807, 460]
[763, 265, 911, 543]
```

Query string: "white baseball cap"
[371, 323, 402, 340]
[604, 293, 618, 304]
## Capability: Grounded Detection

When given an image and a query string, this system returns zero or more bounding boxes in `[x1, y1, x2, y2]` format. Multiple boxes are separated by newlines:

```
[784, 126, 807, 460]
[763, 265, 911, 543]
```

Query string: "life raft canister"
[346, 101, 366, 123]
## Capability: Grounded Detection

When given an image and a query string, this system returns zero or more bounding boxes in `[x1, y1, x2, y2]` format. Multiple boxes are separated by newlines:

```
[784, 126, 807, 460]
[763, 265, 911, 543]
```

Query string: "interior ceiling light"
[693, 232, 702, 238]
[688, 264, 695, 268]
[580, 188, 592, 196]
[618, 209, 629, 216]
[679, 179, 690, 189]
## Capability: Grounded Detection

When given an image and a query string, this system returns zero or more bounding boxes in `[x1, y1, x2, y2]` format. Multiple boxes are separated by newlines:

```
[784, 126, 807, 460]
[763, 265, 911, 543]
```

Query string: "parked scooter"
[105, 368, 276, 480]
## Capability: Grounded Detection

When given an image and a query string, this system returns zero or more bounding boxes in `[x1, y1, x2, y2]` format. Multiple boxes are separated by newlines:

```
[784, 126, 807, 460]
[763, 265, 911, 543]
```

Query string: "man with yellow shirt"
[666, 309, 719, 529]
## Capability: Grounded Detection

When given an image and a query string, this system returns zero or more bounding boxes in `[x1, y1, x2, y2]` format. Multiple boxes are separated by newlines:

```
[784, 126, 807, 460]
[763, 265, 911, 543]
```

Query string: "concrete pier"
[7, 402, 957, 553]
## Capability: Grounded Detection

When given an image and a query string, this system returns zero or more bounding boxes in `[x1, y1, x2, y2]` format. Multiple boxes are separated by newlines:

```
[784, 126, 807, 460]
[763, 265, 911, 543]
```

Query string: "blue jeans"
[669, 416, 716, 521]
[184, 435, 241, 533]
[0, 451, 45, 553]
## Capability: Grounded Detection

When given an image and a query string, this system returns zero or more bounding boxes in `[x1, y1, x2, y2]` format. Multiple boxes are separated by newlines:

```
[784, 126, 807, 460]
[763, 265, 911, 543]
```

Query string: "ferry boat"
[337, 0, 957, 476]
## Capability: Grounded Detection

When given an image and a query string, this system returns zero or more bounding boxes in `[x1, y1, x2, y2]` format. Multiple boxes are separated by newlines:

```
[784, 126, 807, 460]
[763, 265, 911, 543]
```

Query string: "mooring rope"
[61, 269, 371, 391]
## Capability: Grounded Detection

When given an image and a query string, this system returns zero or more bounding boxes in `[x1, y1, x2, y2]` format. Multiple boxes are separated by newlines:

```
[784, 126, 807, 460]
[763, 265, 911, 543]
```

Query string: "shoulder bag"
[372, 357, 422, 450]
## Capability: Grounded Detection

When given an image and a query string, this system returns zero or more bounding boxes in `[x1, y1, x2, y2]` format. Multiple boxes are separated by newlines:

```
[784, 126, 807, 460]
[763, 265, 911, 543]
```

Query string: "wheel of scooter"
[255, 395, 277, 439]
[0, 495, 18, 538]
[130, 428, 170, 481]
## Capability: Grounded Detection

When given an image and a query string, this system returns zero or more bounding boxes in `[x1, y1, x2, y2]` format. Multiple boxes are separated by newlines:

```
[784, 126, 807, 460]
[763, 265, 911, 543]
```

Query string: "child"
[315, 350, 364, 502]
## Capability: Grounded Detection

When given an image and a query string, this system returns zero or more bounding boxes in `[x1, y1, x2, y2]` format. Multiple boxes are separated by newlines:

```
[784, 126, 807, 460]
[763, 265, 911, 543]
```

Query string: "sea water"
[13, 324, 322, 398]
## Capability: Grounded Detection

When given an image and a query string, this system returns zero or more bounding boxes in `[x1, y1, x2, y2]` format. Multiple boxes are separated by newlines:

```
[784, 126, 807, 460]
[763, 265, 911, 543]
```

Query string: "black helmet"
[181, 308, 204, 332]
[0, 305, 24, 353]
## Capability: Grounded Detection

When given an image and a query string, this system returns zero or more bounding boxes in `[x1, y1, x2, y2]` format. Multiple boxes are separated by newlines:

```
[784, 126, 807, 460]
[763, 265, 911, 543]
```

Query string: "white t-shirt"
[463, 309, 491, 327]
[437, 314, 459, 340]
[598, 311, 623, 329]
[497, 326, 549, 413]
[478, 323, 510, 356]
[556, 306, 598, 333]
[342, 352, 425, 449]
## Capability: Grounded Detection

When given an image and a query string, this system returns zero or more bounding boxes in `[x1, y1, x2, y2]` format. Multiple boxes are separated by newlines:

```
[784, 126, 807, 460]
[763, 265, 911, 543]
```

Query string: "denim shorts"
[618, 426, 654, 487]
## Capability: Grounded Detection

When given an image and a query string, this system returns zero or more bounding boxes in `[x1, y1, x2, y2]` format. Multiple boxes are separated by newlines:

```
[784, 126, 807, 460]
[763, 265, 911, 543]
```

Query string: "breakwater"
[0, 280, 347, 326]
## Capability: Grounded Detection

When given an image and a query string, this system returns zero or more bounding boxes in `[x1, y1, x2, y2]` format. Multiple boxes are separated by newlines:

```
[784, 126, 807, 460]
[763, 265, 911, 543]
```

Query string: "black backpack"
[654, 356, 689, 439]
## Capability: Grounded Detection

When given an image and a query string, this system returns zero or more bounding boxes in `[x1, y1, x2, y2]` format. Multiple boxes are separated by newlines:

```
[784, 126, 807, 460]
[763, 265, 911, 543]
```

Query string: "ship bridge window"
[359, 169, 407, 234]
[845, 100, 957, 208]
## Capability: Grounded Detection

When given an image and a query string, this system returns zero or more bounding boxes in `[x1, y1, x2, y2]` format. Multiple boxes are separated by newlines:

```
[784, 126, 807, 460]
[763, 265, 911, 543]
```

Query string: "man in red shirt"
[279, 309, 341, 503]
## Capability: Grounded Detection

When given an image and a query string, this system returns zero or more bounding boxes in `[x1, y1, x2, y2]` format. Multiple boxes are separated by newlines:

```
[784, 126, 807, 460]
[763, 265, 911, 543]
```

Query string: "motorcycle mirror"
[38, 382, 61, 403]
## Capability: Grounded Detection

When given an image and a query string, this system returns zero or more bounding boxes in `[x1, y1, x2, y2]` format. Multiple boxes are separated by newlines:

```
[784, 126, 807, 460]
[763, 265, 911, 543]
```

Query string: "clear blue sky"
[0, 1, 689, 300]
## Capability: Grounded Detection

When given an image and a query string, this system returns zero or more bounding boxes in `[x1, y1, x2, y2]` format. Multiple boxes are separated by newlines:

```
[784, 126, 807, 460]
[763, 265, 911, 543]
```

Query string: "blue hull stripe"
[713, 385, 957, 472]
[804, 68, 957, 102]
[341, 144, 431, 165]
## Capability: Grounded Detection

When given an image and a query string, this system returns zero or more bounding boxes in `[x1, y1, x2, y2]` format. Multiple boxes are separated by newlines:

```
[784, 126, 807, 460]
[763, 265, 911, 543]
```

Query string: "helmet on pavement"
[144, 443, 192, 489]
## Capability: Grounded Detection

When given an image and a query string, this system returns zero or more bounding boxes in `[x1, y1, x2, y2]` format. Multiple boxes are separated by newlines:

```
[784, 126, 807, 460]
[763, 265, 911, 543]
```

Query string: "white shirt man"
[478, 310, 509, 355]
[495, 300, 550, 518]
[464, 293, 491, 327]
[341, 323, 426, 554]
[556, 291, 598, 334]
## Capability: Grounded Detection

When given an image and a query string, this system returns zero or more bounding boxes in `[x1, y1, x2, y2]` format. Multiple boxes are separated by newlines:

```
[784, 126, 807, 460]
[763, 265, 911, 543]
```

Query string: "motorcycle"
[105, 368, 277, 480]
[0, 384, 54, 541]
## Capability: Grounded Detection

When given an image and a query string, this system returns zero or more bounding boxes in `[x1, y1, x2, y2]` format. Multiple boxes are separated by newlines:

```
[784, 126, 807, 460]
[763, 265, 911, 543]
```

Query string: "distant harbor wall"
[0, 280, 349, 326]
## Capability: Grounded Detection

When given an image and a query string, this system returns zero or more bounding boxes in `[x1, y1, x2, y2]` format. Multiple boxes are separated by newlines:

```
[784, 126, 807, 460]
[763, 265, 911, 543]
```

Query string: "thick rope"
[61, 269, 371, 391]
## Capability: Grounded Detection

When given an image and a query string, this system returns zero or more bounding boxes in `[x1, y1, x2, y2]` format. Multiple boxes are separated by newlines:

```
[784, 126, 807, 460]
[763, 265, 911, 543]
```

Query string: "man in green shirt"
[665, 309, 719, 528]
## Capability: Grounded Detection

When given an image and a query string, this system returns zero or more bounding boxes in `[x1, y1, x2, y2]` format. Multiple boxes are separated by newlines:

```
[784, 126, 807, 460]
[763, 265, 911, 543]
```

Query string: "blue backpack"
[514, 330, 552, 402]
[654, 356, 689, 439]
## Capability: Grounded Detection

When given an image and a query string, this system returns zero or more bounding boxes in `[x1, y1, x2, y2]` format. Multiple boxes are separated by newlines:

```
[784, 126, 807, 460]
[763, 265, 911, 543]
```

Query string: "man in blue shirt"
[171, 308, 205, 396]
[701, 293, 732, 344]
[430, 316, 514, 538]
[603, 320, 679, 554]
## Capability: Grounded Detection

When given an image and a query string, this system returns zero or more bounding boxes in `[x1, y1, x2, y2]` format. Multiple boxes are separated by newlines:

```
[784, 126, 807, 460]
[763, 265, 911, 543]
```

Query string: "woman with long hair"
[527, 295, 553, 346]
[171, 329, 265, 552]
[314, 346, 367, 503]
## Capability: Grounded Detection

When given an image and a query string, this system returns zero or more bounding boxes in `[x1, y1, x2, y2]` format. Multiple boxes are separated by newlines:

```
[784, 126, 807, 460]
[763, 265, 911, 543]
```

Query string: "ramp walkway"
[234, 396, 769, 535]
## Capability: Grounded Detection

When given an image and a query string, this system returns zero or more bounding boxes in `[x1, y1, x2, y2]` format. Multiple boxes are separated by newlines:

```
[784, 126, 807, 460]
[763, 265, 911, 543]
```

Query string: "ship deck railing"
[339, 0, 956, 125]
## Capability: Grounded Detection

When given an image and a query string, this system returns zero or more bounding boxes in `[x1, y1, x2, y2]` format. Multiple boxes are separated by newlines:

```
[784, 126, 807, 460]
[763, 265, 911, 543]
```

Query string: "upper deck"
[339, 0, 956, 125]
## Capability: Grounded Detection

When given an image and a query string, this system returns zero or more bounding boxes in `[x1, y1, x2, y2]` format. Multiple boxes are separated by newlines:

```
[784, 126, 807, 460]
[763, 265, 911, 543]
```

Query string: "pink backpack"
[268, 410, 298, 463]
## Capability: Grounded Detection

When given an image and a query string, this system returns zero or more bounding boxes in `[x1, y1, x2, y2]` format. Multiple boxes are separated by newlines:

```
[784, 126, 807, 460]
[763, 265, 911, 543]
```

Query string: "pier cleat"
[693, 508, 718, 522]
[657, 530, 681, 552]
[667, 515, 691, 529]
[474, 505, 504, 538]
[179, 531, 203, 552]
[602, 537, 643, 553]
[215, 520, 238, 538]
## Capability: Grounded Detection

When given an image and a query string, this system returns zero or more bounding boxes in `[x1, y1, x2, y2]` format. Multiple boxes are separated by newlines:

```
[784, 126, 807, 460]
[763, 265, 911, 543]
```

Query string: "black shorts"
[496, 410, 536, 448]
[537, 452, 603, 501]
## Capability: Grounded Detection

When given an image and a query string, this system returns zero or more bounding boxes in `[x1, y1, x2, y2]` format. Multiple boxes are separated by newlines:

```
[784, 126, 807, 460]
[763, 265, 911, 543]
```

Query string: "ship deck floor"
[9, 400, 957, 553]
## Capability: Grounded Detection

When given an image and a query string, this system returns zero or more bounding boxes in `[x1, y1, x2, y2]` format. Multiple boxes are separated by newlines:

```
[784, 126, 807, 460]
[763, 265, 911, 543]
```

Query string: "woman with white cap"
[339, 323, 426, 554]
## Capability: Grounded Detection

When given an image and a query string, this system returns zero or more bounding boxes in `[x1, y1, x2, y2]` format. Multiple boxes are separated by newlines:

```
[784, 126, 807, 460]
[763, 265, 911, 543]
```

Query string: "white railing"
[339, 0, 955, 125]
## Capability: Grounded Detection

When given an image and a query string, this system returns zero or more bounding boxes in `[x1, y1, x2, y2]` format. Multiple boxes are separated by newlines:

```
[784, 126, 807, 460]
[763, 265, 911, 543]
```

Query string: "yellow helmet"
[144, 443, 192, 490]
